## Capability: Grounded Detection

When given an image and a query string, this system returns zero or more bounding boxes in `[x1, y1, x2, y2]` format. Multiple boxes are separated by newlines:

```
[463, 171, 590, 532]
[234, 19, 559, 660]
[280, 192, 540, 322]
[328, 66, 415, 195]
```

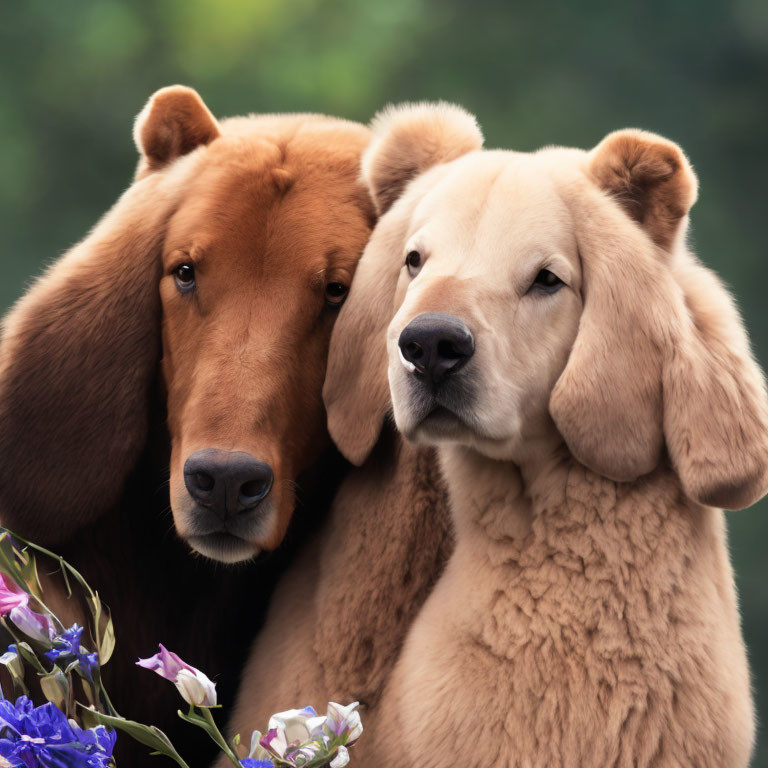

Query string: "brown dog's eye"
[531, 268, 564, 294]
[405, 250, 423, 277]
[174, 264, 195, 293]
[325, 282, 349, 307]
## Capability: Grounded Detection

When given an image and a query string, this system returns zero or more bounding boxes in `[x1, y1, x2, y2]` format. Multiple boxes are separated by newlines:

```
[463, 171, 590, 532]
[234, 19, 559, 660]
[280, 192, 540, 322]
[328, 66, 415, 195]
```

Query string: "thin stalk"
[200, 707, 242, 768]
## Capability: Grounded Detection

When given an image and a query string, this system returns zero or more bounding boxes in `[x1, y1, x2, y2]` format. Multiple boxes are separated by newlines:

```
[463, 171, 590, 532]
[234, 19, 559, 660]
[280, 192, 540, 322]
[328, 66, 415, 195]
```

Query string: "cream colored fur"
[338, 110, 768, 767]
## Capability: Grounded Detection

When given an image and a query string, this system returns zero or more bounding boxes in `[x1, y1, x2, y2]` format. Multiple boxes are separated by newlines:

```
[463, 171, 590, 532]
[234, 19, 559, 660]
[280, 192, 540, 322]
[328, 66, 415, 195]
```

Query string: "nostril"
[437, 339, 463, 361]
[241, 479, 268, 500]
[405, 341, 424, 360]
[195, 472, 214, 492]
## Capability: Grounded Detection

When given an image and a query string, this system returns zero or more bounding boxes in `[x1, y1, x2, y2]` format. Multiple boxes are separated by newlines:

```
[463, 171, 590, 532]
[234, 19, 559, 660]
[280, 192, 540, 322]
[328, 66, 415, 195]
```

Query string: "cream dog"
[328, 105, 768, 767]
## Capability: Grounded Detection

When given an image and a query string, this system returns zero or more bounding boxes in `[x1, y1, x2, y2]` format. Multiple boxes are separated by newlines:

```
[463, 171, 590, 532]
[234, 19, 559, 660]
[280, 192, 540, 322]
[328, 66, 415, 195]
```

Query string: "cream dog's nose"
[398, 312, 475, 386]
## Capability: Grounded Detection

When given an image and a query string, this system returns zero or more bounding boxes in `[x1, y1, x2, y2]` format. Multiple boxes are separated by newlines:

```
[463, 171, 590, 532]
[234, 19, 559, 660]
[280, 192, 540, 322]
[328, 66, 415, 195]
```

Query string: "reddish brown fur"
[0, 87, 373, 764]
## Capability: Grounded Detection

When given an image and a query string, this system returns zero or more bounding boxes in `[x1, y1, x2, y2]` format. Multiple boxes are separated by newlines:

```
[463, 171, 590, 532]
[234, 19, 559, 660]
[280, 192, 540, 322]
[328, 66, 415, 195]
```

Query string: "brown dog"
[0, 86, 373, 763]
[334, 105, 768, 767]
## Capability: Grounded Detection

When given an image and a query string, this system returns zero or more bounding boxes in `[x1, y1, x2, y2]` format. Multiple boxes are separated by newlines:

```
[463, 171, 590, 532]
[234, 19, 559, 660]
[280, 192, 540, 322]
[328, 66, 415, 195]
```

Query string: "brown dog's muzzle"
[183, 448, 273, 536]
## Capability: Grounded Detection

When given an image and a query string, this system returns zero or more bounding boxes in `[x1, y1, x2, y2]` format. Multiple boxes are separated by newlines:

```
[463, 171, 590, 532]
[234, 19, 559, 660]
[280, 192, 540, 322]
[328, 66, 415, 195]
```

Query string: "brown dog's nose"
[184, 449, 273, 518]
[398, 313, 475, 386]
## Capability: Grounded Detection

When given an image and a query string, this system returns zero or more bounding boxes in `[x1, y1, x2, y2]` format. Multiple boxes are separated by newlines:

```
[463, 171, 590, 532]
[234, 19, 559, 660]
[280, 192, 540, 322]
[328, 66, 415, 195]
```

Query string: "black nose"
[183, 449, 273, 519]
[398, 312, 475, 386]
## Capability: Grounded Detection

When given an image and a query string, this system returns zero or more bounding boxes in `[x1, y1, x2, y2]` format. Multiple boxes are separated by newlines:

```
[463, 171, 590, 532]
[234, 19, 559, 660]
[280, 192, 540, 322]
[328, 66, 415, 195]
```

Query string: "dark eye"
[530, 268, 564, 294]
[174, 264, 195, 292]
[325, 282, 349, 307]
[405, 250, 423, 277]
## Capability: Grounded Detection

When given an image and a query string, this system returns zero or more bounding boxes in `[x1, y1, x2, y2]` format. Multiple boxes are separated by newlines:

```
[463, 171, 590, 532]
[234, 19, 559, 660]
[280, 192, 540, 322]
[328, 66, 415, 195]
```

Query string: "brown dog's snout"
[398, 313, 475, 387]
[183, 449, 273, 521]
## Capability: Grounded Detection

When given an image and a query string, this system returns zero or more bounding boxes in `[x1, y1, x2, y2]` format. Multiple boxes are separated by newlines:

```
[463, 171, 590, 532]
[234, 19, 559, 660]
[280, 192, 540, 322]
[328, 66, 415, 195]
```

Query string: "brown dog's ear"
[324, 103, 482, 465]
[134, 85, 220, 177]
[0, 172, 177, 544]
[588, 128, 698, 250]
[362, 102, 483, 215]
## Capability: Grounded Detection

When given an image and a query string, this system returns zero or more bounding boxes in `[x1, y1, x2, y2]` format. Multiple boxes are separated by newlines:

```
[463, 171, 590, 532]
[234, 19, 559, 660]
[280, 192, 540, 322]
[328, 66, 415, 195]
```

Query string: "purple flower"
[45, 625, 99, 680]
[136, 645, 217, 707]
[0, 695, 115, 767]
[240, 760, 273, 768]
[135, 644, 192, 681]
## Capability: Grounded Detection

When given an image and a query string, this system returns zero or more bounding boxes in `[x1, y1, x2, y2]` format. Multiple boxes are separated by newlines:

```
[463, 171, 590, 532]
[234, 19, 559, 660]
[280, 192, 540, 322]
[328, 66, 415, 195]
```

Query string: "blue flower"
[240, 760, 273, 768]
[44, 626, 99, 680]
[0, 695, 116, 767]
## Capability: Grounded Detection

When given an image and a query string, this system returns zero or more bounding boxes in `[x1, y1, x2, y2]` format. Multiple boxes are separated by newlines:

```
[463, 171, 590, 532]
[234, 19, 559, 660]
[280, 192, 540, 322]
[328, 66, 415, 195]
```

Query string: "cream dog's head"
[325, 103, 768, 510]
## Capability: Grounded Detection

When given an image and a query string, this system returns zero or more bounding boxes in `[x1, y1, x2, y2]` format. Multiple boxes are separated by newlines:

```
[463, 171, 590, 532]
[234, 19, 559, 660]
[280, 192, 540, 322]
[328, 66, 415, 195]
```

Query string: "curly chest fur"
[378, 461, 753, 768]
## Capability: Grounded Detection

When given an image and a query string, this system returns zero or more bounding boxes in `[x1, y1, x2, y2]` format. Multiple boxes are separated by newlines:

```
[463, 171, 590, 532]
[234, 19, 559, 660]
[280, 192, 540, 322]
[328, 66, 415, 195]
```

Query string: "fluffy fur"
[334, 106, 768, 767]
[0, 86, 373, 764]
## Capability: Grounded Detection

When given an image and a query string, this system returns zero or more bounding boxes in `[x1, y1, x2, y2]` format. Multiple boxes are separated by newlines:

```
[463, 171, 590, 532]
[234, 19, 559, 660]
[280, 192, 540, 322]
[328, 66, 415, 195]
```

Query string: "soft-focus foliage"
[1, 0, 767, 763]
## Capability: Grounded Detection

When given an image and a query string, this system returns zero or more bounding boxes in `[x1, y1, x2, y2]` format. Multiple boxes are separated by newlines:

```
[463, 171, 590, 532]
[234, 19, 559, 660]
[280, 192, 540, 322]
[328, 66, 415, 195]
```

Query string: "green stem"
[200, 707, 242, 768]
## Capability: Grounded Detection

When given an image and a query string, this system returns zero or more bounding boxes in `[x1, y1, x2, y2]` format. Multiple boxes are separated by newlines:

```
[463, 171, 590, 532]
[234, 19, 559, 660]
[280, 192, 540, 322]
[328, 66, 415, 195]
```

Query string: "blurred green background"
[1, 0, 766, 762]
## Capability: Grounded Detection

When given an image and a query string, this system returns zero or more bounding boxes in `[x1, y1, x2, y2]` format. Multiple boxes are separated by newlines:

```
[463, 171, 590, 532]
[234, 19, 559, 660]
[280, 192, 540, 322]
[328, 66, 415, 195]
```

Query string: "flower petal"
[329, 745, 350, 768]
[174, 668, 217, 707]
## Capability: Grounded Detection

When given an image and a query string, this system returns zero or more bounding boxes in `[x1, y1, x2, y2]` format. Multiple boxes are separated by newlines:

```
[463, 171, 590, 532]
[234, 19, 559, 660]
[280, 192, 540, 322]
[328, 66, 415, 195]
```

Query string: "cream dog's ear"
[551, 130, 768, 509]
[134, 85, 220, 178]
[362, 102, 483, 215]
[588, 128, 698, 250]
[323, 103, 483, 465]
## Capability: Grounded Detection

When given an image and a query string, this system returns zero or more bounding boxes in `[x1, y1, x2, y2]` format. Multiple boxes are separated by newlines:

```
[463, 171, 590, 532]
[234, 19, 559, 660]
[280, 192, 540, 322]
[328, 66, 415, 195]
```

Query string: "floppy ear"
[323, 103, 483, 465]
[662, 259, 768, 509]
[0, 96, 196, 543]
[134, 85, 220, 178]
[551, 130, 768, 508]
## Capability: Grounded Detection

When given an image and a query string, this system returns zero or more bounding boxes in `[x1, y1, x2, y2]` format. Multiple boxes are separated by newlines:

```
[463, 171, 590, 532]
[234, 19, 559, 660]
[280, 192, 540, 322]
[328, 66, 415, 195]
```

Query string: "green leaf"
[0, 647, 27, 696]
[0, 532, 27, 587]
[15, 641, 46, 673]
[40, 668, 70, 711]
[77, 704, 191, 768]
[18, 548, 43, 600]
[98, 614, 116, 665]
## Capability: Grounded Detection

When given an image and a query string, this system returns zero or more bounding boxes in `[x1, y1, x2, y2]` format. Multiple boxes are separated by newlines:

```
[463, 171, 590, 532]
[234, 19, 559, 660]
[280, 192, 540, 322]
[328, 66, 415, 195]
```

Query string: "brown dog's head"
[325, 105, 768, 511]
[0, 86, 373, 562]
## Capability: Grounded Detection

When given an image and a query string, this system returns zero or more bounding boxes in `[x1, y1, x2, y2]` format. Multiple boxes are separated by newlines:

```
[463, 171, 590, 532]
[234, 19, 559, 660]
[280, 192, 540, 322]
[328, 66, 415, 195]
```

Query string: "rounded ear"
[134, 85, 220, 177]
[0, 173, 177, 544]
[323, 103, 483, 465]
[588, 128, 698, 250]
[362, 101, 483, 215]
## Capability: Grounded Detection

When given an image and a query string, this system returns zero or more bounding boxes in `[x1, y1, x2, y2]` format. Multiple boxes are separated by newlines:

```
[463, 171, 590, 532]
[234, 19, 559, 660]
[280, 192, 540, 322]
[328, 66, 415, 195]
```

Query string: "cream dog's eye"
[530, 268, 564, 294]
[405, 250, 423, 277]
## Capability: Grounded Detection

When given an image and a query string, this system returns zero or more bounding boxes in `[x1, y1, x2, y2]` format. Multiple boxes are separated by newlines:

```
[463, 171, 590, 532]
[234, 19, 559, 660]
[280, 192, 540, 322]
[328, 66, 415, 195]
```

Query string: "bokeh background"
[2, 0, 767, 762]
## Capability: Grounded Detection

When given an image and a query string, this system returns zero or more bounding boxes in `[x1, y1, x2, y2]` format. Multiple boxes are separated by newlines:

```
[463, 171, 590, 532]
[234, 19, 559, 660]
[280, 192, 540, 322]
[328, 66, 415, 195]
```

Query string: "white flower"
[329, 745, 349, 768]
[248, 730, 272, 762]
[260, 702, 363, 768]
[324, 702, 362, 743]
[174, 667, 217, 707]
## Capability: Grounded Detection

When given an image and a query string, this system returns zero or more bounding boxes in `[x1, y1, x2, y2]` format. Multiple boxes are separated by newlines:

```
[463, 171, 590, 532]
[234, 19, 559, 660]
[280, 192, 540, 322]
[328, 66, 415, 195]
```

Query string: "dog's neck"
[437, 441, 691, 554]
